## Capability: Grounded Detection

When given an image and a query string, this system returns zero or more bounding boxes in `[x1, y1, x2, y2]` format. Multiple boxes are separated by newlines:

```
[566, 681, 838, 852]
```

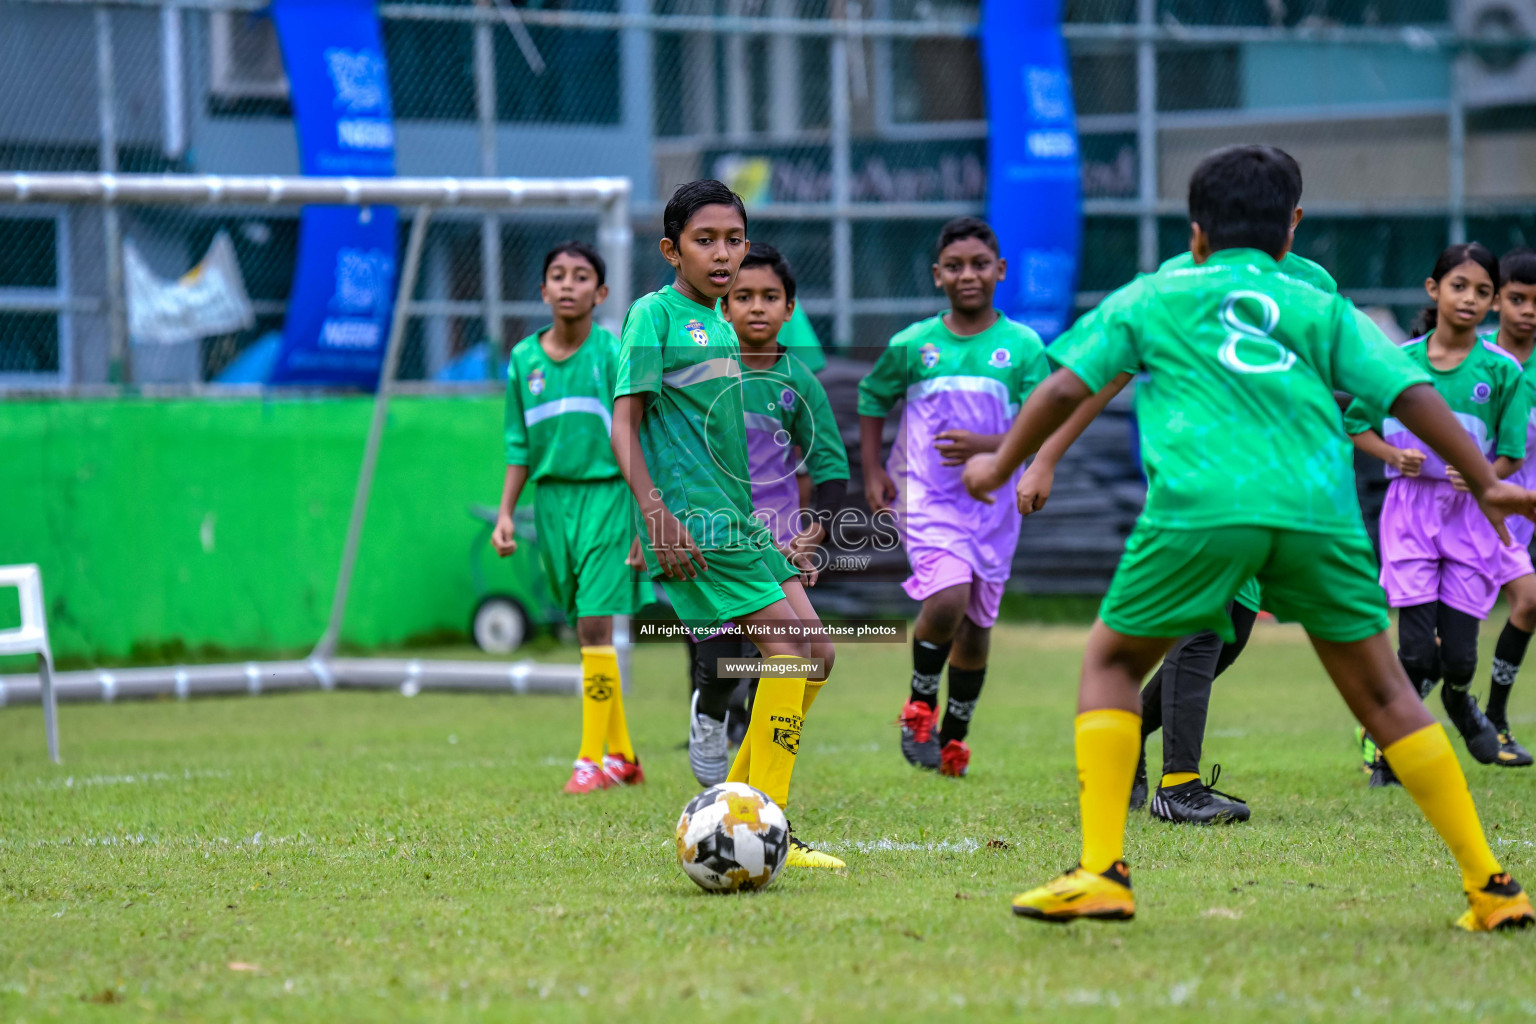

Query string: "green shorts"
[534, 477, 647, 620]
[1100, 524, 1389, 644]
[657, 543, 799, 638]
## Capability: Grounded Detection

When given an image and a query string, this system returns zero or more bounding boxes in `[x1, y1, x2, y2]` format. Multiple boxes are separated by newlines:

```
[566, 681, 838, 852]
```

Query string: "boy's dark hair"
[663, 179, 748, 244]
[734, 242, 797, 302]
[1410, 241, 1501, 336]
[1502, 247, 1536, 287]
[936, 216, 1000, 257]
[541, 240, 606, 287]
[1187, 144, 1304, 258]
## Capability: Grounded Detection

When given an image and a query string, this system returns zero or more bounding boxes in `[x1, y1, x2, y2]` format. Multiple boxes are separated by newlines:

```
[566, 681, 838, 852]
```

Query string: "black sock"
[692, 638, 747, 721]
[910, 638, 951, 709]
[1490, 621, 1531, 731]
[1436, 605, 1481, 708]
[939, 666, 985, 745]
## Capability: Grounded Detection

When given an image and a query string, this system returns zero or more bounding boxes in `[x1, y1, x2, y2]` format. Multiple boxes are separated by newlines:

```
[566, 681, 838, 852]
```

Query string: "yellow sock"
[1384, 724, 1503, 889]
[1076, 709, 1142, 874]
[801, 677, 826, 716]
[744, 658, 807, 809]
[1161, 771, 1200, 788]
[605, 669, 635, 761]
[577, 646, 618, 763]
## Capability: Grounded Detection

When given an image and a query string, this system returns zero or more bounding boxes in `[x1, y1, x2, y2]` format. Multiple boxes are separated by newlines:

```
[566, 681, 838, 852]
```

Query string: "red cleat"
[899, 700, 941, 770]
[602, 753, 645, 787]
[563, 757, 611, 794]
[939, 739, 970, 778]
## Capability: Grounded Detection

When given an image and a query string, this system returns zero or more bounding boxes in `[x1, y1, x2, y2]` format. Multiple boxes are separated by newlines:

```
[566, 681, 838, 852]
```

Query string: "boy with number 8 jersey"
[965, 144, 1535, 931]
[859, 217, 1049, 778]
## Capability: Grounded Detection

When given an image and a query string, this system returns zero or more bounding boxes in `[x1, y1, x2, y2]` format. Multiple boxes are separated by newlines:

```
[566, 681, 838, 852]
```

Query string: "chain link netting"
[0, 0, 1529, 385]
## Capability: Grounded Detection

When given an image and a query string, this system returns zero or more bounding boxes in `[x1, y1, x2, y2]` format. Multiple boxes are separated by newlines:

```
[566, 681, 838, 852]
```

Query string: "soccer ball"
[675, 783, 790, 893]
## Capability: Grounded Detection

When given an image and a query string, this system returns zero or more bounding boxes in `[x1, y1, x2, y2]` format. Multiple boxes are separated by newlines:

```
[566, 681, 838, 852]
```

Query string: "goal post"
[0, 171, 634, 707]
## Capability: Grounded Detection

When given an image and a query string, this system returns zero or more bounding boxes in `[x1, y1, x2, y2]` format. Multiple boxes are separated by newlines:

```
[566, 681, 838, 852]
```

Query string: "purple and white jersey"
[1344, 335, 1529, 481]
[857, 313, 1048, 582]
[741, 351, 849, 547]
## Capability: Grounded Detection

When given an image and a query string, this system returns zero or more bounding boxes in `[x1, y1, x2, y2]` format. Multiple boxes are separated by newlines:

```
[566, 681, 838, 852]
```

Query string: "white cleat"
[688, 689, 731, 787]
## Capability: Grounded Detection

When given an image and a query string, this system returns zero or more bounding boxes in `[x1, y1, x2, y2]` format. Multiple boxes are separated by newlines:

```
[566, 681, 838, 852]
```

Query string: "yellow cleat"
[785, 833, 845, 870]
[1011, 862, 1135, 923]
[1456, 873, 1535, 932]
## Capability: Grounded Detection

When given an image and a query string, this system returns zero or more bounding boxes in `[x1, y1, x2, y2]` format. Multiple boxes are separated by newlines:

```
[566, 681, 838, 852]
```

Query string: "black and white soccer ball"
[675, 782, 790, 893]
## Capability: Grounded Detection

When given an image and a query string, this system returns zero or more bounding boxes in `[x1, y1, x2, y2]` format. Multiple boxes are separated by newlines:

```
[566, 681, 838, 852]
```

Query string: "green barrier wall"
[0, 395, 544, 663]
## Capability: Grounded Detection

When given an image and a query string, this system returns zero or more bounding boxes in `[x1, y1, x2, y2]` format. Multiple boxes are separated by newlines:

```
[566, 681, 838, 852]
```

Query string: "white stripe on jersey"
[1382, 412, 1491, 455]
[524, 396, 613, 434]
[662, 357, 741, 389]
[906, 374, 1018, 417]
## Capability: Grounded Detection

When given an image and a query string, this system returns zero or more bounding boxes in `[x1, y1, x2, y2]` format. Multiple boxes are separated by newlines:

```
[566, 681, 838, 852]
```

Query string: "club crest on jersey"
[1472, 381, 1492, 404]
[527, 368, 545, 396]
[988, 347, 1012, 368]
[684, 319, 711, 346]
[920, 342, 941, 369]
[779, 387, 797, 410]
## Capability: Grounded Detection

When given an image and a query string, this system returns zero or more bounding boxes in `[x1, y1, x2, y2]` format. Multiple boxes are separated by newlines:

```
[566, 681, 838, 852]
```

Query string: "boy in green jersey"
[611, 180, 843, 869]
[683, 243, 849, 788]
[859, 217, 1049, 779]
[492, 242, 648, 796]
[964, 144, 1536, 931]
[1018, 243, 1356, 822]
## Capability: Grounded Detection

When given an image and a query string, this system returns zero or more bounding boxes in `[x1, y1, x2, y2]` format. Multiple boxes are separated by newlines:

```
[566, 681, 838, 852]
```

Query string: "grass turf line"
[2, 621, 1535, 1022]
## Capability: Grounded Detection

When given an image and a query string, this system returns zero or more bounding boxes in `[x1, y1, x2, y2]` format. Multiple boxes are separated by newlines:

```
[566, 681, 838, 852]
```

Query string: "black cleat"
[1128, 748, 1148, 811]
[1496, 726, 1534, 768]
[1368, 758, 1402, 788]
[898, 700, 941, 770]
[1442, 688, 1503, 764]
[1149, 764, 1250, 824]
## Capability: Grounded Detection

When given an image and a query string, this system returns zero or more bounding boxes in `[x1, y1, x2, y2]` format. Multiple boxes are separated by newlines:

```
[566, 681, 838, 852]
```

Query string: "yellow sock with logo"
[577, 646, 618, 764]
[743, 658, 807, 809]
[1076, 709, 1142, 874]
[1160, 771, 1200, 788]
[1384, 724, 1503, 889]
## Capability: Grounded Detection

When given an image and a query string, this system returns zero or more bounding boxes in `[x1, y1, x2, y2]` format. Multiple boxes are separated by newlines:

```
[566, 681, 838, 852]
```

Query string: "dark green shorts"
[1100, 524, 1389, 643]
[534, 478, 647, 620]
[658, 543, 799, 638]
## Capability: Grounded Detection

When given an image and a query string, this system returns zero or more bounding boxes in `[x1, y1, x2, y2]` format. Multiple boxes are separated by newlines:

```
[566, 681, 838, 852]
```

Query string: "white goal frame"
[0, 173, 634, 737]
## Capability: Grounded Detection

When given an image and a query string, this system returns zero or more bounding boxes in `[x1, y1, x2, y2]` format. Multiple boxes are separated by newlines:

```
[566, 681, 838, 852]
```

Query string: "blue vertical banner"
[268, 0, 399, 389]
[981, 0, 1081, 341]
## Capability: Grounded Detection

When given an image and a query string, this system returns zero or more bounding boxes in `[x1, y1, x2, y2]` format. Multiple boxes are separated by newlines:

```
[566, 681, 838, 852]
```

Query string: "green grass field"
[4, 621, 1535, 1022]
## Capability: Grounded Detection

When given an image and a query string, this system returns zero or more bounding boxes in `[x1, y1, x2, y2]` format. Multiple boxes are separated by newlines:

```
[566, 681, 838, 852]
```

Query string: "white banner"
[126, 231, 255, 345]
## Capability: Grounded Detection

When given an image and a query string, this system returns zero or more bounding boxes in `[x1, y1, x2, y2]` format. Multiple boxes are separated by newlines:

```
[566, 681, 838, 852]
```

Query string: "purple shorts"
[1379, 477, 1508, 619]
[1496, 513, 1536, 586]
[902, 548, 1005, 628]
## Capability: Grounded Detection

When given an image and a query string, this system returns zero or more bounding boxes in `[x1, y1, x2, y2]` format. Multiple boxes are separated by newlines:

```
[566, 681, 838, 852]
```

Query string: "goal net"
[0, 172, 633, 711]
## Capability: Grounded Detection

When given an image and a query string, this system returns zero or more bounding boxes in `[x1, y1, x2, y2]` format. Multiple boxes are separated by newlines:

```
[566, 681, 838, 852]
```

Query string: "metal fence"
[1, 0, 1534, 387]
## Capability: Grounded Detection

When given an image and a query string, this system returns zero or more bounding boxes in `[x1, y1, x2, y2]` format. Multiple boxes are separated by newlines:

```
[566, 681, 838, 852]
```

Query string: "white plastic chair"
[0, 565, 59, 763]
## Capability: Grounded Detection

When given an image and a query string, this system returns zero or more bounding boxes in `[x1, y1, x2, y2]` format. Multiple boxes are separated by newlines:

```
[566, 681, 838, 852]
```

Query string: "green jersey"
[503, 324, 623, 483]
[742, 349, 848, 546]
[1343, 334, 1529, 480]
[615, 286, 773, 553]
[1051, 247, 1431, 533]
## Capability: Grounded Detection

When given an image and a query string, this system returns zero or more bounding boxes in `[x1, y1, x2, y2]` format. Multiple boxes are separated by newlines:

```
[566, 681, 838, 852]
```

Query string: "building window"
[0, 214, 68, 382]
